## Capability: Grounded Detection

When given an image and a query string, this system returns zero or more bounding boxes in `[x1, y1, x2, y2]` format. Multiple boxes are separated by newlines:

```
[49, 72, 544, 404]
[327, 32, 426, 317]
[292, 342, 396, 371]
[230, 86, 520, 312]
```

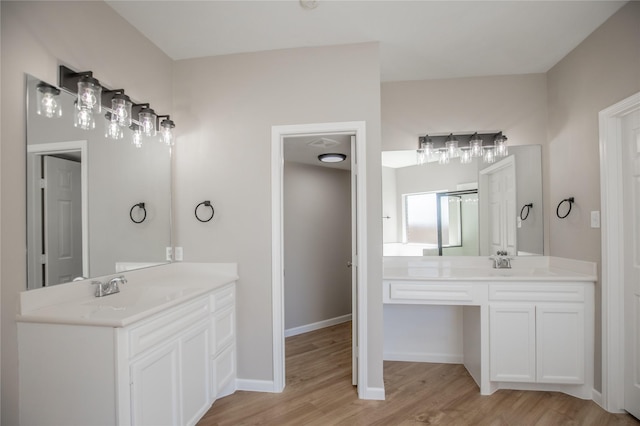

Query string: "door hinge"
[39, 254, 47, 264]
[39, 179, 46, 189]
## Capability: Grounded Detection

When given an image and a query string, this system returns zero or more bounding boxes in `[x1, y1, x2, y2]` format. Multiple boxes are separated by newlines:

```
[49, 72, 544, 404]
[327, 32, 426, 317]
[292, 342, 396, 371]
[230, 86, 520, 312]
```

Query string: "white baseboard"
[235, 378, 279, 393]
[362, 386, 386, 400]
[383, 352, 463, 364]
[285, 314, 352, 338]
[592, 388, 603, 408]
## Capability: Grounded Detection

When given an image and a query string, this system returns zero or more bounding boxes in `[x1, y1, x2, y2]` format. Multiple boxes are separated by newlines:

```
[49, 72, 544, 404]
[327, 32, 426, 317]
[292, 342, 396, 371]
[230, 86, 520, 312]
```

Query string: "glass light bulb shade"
[438, 149, 450, 165]
[77, 76, 101, 112]
[469, 138, 483, 157]
[139, 110, 157, 136]
[105, 121, 124, 140]
[131, 127, 143, 148]
[446, 140, 459, 158]
[160, 127, 174, 146]
[483, 147, 496, 164]
[74, 107, 95, 130]
[36, 84, 62, 118]
[111, 95, 132, 127]
[416, 148, 426, 165]
[459, 148, 472, 164]
[495, 139, 508, 157]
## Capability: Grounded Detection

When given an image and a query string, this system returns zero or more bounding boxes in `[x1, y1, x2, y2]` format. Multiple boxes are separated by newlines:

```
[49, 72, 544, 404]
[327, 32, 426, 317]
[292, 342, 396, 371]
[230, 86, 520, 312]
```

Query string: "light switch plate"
[590, 211, 600, 228]
[165, 247, 173, 261]
[175, 247, 183, 261]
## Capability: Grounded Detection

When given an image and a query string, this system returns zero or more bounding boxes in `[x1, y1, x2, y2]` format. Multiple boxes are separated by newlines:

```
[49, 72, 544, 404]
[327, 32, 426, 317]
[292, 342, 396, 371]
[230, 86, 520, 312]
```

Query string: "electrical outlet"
[175, 247, 183, 261]
[165, 247, 173, 261]
[590, 211, 600, 228]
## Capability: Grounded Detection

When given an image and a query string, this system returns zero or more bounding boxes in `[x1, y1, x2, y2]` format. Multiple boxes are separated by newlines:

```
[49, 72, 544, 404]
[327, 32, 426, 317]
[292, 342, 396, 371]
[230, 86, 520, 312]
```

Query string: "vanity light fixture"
[130, 123, 143, 148]
[459, 147, 472, 164]
[59, 65, 176, 144]
[110, 92, 132, 127]
[469, 132, 483, 157]
[158, 115, 175, 146]
[417, 135, 434, 165]
[36, 83, 62, 118]
[438, 148, 450, 164]
[104, 112, 124, 140]
[495, 133, 508, 157]
[483, 146, 496, 164]
[415, 131, 505, 166]
[445, 133, 459, 158]
[318, 153, 347, 163]
[138, 106, 157, 137]
[74, 100, 95, 130]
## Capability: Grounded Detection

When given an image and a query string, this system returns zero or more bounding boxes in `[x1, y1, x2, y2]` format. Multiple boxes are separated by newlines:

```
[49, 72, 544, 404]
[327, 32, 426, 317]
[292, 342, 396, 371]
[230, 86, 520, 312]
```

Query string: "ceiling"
[106, 0, 625, 169]
[106, 0, 625, 82]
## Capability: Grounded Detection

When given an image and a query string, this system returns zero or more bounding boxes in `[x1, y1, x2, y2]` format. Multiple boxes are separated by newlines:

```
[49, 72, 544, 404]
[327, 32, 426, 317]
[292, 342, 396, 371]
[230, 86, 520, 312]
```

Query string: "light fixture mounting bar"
[418, 131, 503, 148]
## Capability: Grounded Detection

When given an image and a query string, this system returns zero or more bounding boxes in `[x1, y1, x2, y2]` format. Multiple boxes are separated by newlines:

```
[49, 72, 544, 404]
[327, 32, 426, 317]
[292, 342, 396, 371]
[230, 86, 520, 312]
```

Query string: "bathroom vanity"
[17, 263, 237, 426]
[383, 256, 596, 399]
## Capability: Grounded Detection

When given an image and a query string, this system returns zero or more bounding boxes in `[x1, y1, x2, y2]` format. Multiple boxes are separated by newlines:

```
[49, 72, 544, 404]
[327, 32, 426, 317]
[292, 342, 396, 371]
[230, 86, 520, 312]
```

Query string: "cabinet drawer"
[129, 297, 209, 357]
[489, 284, 585, 302]
[388, 282, 480, 303]
[213, 306, 235, 355]
[210, 284, 235, 312]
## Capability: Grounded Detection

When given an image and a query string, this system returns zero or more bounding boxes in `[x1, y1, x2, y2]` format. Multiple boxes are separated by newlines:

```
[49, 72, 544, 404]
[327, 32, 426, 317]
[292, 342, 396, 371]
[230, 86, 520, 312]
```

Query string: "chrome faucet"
[491, 250, 512, 269]
[91, 275, 127, 297]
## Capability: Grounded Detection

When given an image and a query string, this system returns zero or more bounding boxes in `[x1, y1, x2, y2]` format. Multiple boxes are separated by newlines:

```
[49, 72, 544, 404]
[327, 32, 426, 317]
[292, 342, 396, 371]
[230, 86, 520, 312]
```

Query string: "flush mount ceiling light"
[300, 0, 319, 10]
[36, 82, 62, 118]
[318, 153, 346, 163]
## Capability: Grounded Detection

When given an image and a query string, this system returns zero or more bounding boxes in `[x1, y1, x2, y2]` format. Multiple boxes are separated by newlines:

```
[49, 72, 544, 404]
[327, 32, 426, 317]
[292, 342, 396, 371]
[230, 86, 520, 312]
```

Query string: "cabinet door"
[213, 306, 235, 355]
[536, 304, 584, 384]
[182, 320, 213, 426]
[131, 343, 180, 426]
[490, 304, 536, 382]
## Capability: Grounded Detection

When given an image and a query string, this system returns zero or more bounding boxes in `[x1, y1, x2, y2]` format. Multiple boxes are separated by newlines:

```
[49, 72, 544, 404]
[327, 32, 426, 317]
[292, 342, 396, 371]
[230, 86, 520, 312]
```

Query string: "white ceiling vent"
[307, 137, 340, 149]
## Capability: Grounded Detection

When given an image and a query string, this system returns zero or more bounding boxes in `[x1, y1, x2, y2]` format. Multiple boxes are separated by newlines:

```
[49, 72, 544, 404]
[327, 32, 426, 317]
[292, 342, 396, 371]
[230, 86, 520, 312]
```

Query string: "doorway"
[599, 91, 640, 416]
[271, 121, 369, 398]
[26, 140, 88, 289]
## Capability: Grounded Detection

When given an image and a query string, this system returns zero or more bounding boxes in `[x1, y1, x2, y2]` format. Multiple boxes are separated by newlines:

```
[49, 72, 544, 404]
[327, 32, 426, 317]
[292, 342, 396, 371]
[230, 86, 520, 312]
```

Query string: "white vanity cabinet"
[127, 297, 213, 426]
[18, 280, 237, 426]
[488, 283, 589, 386]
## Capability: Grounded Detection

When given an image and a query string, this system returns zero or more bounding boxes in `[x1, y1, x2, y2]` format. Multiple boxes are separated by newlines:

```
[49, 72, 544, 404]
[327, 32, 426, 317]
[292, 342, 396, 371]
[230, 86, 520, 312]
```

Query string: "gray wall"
[546, 2, 640, 391]
[1, 2, 173, 423]
[283, 162, 352, 330]
[171, 43, 383, 386]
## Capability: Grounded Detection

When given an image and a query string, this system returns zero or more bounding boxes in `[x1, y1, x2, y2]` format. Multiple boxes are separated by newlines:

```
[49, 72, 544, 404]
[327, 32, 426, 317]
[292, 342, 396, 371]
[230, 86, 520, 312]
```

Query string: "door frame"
[26, 140, 89, 288]
[599, 91, 640, 412]
[271, 121, 369, 397]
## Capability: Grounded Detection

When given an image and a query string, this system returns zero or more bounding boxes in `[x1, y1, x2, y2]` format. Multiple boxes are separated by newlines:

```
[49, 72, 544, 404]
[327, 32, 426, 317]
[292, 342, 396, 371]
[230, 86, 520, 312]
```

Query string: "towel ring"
[129, 202, 147, 224]
[520, 203, 533, 221]
[556, 197, 574, 219]
[195, 200, 215, 223]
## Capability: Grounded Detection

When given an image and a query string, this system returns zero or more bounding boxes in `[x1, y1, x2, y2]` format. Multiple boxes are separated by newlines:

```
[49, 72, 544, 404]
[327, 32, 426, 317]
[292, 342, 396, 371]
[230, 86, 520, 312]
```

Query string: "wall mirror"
[25, 74, 172, 290]
[382, 144, 543, 257]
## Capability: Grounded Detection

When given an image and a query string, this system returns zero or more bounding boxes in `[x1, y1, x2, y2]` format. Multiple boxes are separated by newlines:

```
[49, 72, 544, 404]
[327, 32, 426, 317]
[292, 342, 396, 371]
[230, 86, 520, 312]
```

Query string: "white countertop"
[17, 263, 238, 328]
[383, 256, 597, 282]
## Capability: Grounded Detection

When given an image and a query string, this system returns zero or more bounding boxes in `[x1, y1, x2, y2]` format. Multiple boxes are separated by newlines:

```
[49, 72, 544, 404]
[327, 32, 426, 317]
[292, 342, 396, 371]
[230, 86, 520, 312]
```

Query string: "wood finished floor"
[198, 322, 638, 425]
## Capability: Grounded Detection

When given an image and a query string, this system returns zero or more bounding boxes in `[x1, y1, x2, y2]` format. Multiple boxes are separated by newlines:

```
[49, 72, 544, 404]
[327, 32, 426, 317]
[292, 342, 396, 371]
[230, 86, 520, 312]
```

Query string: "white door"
[481, 156, 517, 256]
[44, 156, 82, 285]
[622, 108, 640, 419]
[350, 135, 358, 386]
